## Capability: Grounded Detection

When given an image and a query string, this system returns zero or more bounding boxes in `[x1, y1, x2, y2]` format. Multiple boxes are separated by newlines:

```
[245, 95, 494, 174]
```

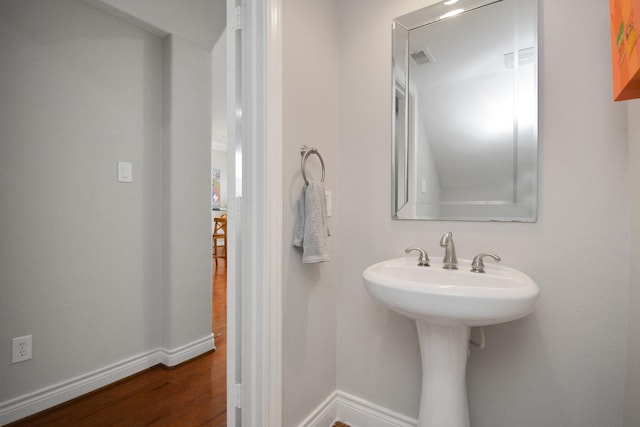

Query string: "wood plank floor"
[8, 263, 228, 427]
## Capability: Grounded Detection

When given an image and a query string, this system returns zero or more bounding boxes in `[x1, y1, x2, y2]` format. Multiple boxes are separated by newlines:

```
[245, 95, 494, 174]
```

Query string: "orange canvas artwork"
[610, 0, 640, 101]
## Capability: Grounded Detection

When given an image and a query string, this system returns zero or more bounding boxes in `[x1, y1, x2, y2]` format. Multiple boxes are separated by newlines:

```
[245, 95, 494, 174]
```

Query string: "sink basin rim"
[363, 256, 540, 326]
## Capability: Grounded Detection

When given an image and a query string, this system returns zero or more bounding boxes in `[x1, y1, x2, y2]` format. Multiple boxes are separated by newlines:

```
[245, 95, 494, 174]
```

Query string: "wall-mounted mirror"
[392, 0, 538, 221]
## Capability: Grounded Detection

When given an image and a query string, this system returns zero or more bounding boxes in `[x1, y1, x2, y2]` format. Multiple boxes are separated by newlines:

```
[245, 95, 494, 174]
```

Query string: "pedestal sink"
[363, 257, 539, 427]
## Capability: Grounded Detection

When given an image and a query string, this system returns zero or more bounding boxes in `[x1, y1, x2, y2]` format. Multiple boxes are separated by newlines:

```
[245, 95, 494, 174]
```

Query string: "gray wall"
[626, 99, 640, 426]
[336, 0, 630, 426]
[282, 0, 339, 425]
[0, 0, 163, 402]
[0, 0, 215, 418]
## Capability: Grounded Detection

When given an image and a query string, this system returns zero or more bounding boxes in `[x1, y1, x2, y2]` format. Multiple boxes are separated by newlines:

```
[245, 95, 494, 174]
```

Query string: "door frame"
[227, 0, 284, 425]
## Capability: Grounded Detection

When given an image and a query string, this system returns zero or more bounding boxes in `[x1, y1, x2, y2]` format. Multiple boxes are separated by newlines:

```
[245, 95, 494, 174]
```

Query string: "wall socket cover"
[12, 335, 32, 363]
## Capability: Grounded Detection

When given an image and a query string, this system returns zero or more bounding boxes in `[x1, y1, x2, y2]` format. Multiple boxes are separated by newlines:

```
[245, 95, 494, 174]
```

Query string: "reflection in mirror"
[392, 0, 538, 221]
[393, 22, 410, 213]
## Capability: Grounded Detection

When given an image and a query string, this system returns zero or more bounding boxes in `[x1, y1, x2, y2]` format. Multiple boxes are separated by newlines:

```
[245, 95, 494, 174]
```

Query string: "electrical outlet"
[12, 335, 32, 363]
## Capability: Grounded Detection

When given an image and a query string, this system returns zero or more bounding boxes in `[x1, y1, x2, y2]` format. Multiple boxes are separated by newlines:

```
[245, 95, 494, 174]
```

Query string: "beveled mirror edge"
[391, 20, 409, 216]
[395, 0, 503, 31]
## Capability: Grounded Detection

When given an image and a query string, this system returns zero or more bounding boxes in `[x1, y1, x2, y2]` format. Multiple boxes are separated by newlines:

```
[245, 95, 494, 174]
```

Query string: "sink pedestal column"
[415, 321, 471, 427]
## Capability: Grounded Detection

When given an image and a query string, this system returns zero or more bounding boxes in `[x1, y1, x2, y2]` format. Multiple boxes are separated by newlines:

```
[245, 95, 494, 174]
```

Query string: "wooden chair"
[212, 214, 227, 265]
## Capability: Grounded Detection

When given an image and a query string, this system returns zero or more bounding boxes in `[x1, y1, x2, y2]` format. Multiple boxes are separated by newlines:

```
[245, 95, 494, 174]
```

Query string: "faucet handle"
[405, 247, 430, 267]
[439, 231, 453, 247]
[471, 253, 501, 273]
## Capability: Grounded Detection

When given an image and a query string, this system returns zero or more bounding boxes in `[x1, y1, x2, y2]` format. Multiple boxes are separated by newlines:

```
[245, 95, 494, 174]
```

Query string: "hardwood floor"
[9, 263, 228, 427]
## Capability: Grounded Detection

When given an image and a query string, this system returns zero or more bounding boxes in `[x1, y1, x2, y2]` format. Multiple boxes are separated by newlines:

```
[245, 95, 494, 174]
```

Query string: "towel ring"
[300, 146, 325, 185]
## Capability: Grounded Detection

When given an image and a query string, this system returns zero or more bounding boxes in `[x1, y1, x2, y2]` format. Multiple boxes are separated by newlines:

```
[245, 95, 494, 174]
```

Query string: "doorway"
[210, 17, 230, 422]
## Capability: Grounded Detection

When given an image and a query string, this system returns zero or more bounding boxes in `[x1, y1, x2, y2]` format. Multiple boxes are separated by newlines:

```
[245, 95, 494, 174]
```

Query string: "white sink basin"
[363, 256, 539, 326]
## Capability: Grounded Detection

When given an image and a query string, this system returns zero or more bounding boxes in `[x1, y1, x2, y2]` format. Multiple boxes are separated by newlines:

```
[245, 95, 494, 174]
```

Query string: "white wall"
[211, 31, 228, 147]
[626, 99, 640, 427]
[336, 1, 630, 426]
[82, 0, 225, 51]
[211, 26, 228, 210]
[161, 34, 213, 351]
[282, 0, 339, 425]
[0, 0, 163, 402]
[413, 106, 442, 218]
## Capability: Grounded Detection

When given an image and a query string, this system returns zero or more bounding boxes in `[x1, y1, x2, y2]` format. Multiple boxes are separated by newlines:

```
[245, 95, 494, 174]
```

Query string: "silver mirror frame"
[391, 0, 539, 222]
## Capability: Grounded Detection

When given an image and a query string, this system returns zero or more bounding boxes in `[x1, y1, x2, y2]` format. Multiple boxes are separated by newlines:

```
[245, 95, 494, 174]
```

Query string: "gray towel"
[293, 180, 330, 263]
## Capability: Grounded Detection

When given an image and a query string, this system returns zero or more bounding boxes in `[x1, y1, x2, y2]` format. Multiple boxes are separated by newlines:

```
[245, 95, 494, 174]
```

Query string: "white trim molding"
[265, 0, 284, 424]
[297, 391, 339, 427]
[298, 390, 418, 427]
[0, 335, 214, 426]
[158, 333, 215, 367]
[233, 0, 284, 425]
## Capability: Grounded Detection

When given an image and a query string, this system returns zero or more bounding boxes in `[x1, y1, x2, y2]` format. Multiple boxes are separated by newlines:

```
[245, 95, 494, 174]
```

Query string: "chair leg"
[212, 235, 225, 266]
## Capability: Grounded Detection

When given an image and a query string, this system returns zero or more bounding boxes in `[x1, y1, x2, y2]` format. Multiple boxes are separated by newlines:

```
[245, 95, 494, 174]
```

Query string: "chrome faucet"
[405, 247, 430, 266]
[439, 232, 457, 270]
[471, 253, 501, 273]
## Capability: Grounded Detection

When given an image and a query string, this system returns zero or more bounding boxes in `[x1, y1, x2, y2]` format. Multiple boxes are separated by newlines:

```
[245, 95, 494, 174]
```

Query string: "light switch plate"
[118, 161, 133, 183]
[325, 190, 332, 217]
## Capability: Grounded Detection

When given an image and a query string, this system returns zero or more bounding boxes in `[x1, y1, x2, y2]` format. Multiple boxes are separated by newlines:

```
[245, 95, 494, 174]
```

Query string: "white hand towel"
[293, 180, 330, 263]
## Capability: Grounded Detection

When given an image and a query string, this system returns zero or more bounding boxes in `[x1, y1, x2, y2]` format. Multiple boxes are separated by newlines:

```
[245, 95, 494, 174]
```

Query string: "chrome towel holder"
[300, 145, 325, 185]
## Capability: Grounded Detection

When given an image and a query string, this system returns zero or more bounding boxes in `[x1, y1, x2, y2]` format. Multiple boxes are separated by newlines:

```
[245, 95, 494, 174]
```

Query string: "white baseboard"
[158, 333, 216, 367]
[0, 334, 215, 426]
[334, 391, 417, 427]
[299, 390, 417, 427]
[297, 391, 339, 427]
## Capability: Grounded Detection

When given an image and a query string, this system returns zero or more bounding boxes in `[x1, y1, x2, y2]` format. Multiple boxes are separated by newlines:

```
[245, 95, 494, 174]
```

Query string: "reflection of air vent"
[410, 47, 435, 65]
[504, 47, 535, 68]
[518, 47, 535, 65]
